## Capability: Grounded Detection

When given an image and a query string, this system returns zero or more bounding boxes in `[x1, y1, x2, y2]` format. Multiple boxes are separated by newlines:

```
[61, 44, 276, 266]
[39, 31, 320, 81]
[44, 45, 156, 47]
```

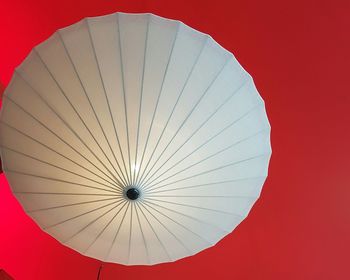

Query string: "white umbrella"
[0, 12, 271, 265]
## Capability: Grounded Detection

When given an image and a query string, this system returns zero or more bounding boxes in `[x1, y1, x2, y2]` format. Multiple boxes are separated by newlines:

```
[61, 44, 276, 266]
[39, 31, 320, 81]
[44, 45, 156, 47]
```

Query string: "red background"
[0, 0, 349, 279]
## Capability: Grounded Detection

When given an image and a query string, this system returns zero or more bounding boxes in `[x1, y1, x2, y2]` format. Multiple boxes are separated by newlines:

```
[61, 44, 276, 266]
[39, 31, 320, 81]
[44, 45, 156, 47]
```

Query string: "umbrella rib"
[134, 22, 181, 186]
[116, 14, 132, 185]
[144, 197, 244, 217]
[132, 15, 150, 186]
[135, 200, 151, 264]
[140, 54, 230, 187]
[28, 197, 120, 213]
[144, 154, 269, 192]
[83, 201, 128, 255]
[3, 96, 123, 189]
[141, 201, 193, 255]
[56, 32, 126, 187]
[135, 202, 172, 262]
[147, 195, 257, 199]
[146, 176, 265, 194]
[144, 126, 267, 191]
[86, 19, 129, 186]
[5, 169, 120, 197]
[137, 35, 209, 188]
[143, 105, 264, 190]
[3, 81, 120, 188]
[0, 120, 118, 188]
[29, 51, 123, 186]
[105, 201, 130, 260]
[44, 198, 123, 230]
[142, 200, 212, 246]
[127, 202, 134, 264]
[62, 199, 126, 244]
[14, 192, 120, 196]
[1, 145, 121, 193]
[143, 199, 229, 234]
[140, 76, 251, 187]
[144, 100, 262, 191]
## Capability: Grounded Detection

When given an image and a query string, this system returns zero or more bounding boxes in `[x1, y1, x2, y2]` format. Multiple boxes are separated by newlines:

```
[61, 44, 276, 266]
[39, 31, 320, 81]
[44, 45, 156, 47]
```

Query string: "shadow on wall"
[0, 82, 3, 173]
[0, 269, 14, 280]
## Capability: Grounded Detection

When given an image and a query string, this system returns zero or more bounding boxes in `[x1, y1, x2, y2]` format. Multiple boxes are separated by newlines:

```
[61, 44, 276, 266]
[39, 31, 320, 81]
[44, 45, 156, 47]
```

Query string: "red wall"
[0, 0, 349, 279]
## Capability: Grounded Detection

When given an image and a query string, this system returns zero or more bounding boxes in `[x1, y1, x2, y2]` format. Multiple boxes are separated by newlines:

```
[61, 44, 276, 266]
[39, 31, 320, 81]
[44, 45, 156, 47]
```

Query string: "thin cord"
[97, 265, 103, 280]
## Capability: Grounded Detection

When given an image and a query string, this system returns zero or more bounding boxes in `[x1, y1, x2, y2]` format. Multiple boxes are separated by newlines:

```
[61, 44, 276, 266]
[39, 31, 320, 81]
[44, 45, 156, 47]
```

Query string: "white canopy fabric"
[0, 13, 271, 265]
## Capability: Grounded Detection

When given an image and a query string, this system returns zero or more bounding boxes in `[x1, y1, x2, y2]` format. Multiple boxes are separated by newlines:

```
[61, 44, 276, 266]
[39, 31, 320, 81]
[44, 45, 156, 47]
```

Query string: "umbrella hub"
[125, 187, 140, 201]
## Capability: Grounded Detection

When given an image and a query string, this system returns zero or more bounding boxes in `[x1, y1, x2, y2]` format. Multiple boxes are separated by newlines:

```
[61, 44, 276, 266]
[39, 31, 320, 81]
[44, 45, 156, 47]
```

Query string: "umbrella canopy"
[0, 12, 271, 265]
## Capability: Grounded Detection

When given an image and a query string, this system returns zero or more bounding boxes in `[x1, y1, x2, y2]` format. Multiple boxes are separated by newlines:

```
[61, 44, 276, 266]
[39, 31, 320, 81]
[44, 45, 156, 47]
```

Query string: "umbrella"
[0, 12, 271, 265]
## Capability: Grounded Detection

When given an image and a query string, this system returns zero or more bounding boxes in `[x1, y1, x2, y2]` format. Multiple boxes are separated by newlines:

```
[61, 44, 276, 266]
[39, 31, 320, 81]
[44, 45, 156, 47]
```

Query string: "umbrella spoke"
[28, 197, 121, 213]
[141, 201, 193, 255]
[144, 128, 267, 191]
[143, 102, 263, 190]
[62, 199, 126, 244]
[56, 33, 128, 187]
[137, 35, 209, 187]
[136, 202, 172, 262]
[1, 145, 122, 192]
[0, 121, 118, 188]
[139, 57, 230, 187]
[135, 201, 151, 263]
[86, 19, 130, 186]
[105, 201, 131, 260]
[83, 201, 128, 255]
[142, 200, 212, 245]
[145, 154, 269, 193]
[144, 197, 244, 217]
[44, 198, 123, 230]
[130, 15, 151, 186]
[139, 77, 251, 188]
[134, 22, 181, 186]
[142, 199, 229, 234]
[5, 169, 120, 196]
[3, 95, 123, 188]
[146, 176, 265, 194]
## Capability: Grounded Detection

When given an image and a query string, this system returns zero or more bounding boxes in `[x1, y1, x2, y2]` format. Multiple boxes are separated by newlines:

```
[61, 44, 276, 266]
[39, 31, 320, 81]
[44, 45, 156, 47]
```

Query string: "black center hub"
[126, 188, 140, 200]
